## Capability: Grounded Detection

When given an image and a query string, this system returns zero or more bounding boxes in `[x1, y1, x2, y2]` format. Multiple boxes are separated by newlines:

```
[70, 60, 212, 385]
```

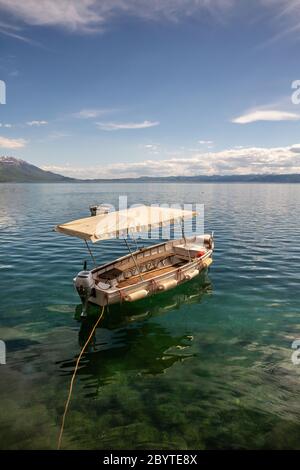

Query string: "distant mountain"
[1, 156, 300, 183]
[85, 174, 300, 183]
[0, 157, 74, 182]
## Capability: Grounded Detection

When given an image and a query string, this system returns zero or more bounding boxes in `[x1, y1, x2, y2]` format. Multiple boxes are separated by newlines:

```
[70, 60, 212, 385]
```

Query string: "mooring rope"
[57, 304, 106, 450]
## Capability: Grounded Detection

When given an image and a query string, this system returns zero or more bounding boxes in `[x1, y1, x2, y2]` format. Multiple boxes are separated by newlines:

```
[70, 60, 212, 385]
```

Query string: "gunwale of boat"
[93, 236, 209, 274]
[78, 234, 214, 306]
[95, 251, 211, 292]
[91, 238, 176, 276]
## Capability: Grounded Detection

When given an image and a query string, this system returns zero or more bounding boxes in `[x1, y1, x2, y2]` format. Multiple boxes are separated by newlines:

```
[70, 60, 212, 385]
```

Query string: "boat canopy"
[55, 205, 197, 243]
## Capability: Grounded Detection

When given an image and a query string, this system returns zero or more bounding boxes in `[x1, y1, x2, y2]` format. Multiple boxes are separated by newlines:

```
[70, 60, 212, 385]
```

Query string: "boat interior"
[93, 237, 211, 290]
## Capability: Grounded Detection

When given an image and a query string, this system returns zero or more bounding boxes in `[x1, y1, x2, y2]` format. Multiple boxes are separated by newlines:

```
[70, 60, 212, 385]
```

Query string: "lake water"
[0, 183, 300, 450]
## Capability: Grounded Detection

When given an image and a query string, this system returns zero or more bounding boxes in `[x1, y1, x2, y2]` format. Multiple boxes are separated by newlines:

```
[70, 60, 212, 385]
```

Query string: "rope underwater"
[57, 304, 106, 450]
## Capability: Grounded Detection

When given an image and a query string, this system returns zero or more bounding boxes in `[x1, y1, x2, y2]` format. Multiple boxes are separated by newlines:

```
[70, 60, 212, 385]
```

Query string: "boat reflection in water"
[60, 272, 212, 398]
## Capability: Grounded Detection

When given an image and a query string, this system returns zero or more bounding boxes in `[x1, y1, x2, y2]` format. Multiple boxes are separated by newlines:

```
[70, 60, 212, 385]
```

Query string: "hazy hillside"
[0, 157, 74, 182]
[1, 156, 300, 183]
[85, 174, 300, 183]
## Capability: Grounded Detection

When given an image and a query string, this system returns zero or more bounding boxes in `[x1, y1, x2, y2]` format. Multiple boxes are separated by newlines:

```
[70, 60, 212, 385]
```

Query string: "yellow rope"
[57, 304, 106, 450]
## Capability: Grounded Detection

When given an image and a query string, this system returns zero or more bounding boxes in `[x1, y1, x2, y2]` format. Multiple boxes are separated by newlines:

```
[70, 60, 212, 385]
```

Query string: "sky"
[1, 0, 300, 178]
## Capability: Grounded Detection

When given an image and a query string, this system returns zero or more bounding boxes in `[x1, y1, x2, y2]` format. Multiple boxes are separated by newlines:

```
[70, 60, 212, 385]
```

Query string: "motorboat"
[55, 205, 214, 315]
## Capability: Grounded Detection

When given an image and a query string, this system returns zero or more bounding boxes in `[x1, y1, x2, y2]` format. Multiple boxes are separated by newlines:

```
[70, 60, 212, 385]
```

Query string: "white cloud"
[27, 120, 48, 126]
[0, 0, 299, 41]
[198, 140, 214, 145]
[72, 108, 115, 119]
[39, 131, 71, 142]
[0, 26, 36, 43]
[96, 120, 160, 131]
[232, 109, 300, 124]
[290, 144, 300, 153]
[259, 0, 300, 44]
[0, 136, 27, 148]
[0, 123, 12, 128]
[9, 70, 19, 77]
[41, 144, 300, 178]
[145, 143, 160, 149]
[0, 0, 235, 34]
[0, 0, 104, 33]
[0, 19, 41, 44]
[144, 143, 161, 154]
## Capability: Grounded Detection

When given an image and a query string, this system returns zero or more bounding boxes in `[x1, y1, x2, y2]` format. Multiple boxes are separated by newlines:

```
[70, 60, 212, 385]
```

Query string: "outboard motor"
[90, 204, 112, 217]
[74, 268, 94, 317]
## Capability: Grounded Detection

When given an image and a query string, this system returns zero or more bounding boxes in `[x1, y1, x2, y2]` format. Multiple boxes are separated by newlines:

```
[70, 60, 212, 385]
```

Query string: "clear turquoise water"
[1, 183, 300, 450]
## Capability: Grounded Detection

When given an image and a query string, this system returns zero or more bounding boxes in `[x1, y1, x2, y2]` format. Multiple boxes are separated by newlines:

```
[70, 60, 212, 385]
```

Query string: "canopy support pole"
[181, 217, 191, 263]
[181, 217, 187, 244]
[84, 240, 97, 268]
[124, 238, 144, 282]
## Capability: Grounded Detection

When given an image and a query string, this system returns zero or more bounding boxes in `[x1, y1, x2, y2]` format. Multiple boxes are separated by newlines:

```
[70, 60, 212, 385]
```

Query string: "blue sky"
[1, 0, 300, 177]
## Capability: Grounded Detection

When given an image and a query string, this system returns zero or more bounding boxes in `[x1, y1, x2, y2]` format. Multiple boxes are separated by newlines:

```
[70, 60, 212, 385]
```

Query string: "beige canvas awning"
[55, 205, 197, 243]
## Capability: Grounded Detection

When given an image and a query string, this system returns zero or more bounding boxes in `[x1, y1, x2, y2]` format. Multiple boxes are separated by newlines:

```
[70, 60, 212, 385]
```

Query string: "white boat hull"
[74, 234, 214, 309]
